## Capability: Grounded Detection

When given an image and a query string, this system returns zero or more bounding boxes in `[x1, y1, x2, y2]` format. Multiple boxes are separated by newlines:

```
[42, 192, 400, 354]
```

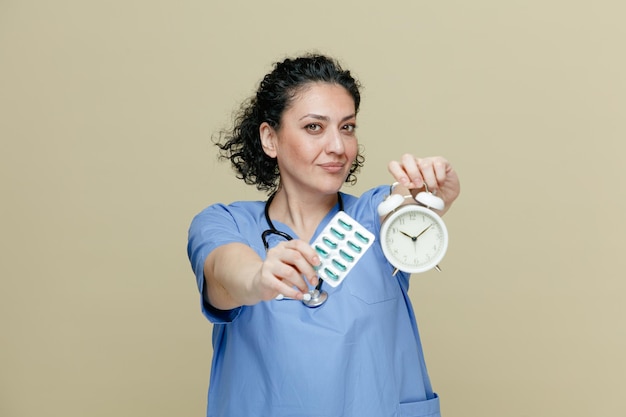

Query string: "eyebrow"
[299, 113, 356, 122]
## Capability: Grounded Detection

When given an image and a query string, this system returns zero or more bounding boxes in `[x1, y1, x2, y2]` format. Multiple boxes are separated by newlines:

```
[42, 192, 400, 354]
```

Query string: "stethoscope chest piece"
[302, 289, 328, 308]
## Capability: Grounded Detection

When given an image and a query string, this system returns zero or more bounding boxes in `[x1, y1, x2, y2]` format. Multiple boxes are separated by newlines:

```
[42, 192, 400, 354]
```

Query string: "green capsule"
[339, 249, 354, 262]
[324, 267, 340, 281]
[330, 227, 345, 240]
[332, 259, 347, 272]
[347, 240, 362, 253]
[315, 245, 330, 258]
[338, 218, 353, 231]
[323, 236, 338, 249]
[354, 231, 370, 244]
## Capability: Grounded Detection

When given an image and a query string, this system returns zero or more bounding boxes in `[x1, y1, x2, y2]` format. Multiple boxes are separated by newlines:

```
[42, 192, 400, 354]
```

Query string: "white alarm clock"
[377, 187, 449, 274]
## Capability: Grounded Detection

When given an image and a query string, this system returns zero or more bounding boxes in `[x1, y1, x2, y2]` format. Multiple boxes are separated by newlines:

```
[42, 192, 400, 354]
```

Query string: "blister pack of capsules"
[311, 211, 375, 287]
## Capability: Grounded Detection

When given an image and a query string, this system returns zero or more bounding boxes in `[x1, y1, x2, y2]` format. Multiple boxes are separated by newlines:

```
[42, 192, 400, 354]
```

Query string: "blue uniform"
[187, 186, 441, 417]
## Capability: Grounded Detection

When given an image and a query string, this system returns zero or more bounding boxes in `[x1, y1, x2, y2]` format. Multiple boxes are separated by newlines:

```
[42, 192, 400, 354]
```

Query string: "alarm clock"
[377, 187, 449, 274]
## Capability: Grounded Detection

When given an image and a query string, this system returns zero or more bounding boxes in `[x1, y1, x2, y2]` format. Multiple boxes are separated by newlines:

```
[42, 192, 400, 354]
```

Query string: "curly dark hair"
[214, 53, 365, 193]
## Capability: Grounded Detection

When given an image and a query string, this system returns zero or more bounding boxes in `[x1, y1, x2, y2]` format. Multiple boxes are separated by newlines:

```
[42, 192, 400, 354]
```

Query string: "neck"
[268, 189, 340, 242]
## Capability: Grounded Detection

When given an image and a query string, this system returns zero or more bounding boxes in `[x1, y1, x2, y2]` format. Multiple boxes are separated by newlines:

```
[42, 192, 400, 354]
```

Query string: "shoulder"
[187, 199, 266, 268]
[340, 185, 389, 229]
[341, 185, 389, 213]
[190, 200, 265, 228]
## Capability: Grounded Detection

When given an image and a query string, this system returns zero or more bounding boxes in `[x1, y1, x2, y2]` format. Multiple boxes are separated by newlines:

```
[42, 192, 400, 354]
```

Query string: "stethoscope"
[262, 192, 344, 308]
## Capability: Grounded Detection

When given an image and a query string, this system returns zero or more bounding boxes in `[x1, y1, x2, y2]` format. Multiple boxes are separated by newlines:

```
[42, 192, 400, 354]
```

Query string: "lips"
[319, 162, 346, 173]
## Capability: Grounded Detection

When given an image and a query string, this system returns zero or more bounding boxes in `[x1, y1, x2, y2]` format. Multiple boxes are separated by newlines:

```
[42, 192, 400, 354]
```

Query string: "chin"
[319, 181, 345, 195]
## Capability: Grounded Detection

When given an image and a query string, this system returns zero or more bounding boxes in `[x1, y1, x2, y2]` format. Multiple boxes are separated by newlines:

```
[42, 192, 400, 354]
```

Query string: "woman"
[187, 54, 460, 417]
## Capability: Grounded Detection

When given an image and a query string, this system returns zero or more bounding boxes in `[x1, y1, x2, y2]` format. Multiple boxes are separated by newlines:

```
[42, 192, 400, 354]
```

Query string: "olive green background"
[1, 1, 624, 416]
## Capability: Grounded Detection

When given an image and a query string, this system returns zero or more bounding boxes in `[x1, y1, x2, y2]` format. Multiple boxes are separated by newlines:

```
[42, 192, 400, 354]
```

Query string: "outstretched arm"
[203, 240, 320, 310]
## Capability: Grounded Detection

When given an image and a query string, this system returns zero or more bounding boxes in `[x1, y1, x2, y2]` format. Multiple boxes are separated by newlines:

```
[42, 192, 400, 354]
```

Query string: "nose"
[326, 128, 345, 154]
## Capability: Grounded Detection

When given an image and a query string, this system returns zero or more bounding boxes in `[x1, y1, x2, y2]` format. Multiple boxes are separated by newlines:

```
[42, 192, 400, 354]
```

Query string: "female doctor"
[187, 53, 461, 417]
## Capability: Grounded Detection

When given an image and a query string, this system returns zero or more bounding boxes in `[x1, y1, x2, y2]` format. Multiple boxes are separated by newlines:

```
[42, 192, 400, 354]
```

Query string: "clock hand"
[400, 231, 415, 239]
[414, 224, 433, 240]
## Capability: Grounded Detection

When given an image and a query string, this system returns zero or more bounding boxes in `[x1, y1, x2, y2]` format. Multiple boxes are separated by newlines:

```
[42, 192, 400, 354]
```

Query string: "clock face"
[380, 205, 448, 273]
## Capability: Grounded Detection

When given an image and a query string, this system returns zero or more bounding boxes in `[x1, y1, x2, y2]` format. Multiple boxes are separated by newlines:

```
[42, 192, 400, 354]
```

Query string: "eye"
[305, 123, 322, 132]
[342, 123, 357, 134]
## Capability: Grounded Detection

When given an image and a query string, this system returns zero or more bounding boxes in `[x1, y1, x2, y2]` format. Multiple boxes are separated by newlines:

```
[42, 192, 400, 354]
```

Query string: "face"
[260, 83, 358, 196]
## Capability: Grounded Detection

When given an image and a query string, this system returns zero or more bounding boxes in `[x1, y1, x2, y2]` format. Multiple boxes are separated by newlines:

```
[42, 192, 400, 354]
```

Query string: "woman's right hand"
[254, 239, 321, 301]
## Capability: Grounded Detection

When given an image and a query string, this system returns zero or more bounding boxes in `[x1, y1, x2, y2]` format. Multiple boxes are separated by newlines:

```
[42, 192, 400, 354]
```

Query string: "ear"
[259, 122, 277, 158]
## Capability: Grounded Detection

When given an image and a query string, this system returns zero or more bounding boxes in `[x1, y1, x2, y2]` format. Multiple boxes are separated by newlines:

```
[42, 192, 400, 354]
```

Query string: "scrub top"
[187, 186, 441, 417]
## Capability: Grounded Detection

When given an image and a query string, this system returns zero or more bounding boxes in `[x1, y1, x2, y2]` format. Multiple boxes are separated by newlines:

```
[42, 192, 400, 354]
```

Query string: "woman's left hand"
[388, 154, 461, 215]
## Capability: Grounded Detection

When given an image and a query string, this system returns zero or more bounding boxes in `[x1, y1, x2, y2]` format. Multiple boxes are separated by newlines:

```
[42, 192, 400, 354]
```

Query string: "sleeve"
[186, 203, 246, 323]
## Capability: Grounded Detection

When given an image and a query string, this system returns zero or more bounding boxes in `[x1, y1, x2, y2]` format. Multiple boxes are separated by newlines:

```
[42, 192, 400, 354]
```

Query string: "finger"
[388, 158, 421, 188]
[413, 158, 436, 191]
[387, 160, 408, 186]
[274, 279, 308, 301]
[432, 158, 449, 187]
[401, 154, 424, 188]
[255, 260, 299, 301]
[268, 241, 320, 287]
[284, 240, 321, 286]
[269, 256, 311, 293]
